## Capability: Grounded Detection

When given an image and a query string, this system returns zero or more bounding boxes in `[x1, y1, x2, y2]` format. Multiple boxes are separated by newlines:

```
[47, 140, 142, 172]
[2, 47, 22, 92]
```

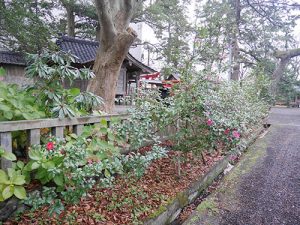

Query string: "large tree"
[87, 0, 141, 113]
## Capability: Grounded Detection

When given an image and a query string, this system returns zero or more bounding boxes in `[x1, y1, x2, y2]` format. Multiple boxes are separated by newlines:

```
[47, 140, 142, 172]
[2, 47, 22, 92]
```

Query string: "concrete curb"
[143, 125, 265, 225]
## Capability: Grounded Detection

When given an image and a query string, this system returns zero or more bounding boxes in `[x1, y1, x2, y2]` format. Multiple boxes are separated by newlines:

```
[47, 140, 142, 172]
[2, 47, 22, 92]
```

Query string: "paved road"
[184, 107, 300, 225]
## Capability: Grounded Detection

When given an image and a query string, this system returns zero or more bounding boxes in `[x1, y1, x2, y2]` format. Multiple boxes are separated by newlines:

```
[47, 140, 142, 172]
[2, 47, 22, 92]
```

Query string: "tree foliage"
[0, 0, 57, 52]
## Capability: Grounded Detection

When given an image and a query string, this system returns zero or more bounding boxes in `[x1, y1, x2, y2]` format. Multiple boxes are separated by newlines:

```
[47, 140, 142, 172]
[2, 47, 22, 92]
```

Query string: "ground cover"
[5, 143, 222, 225]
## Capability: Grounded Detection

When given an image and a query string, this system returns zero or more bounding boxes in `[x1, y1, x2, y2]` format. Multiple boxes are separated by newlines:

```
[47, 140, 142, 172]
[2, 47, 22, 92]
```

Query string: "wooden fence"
[0, 114, 129, 169]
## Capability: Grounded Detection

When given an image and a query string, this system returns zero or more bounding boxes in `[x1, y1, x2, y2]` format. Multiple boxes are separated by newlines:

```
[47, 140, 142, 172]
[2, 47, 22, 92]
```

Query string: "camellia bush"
[123, 71, 270, 162]
[204, 80, 269, 151]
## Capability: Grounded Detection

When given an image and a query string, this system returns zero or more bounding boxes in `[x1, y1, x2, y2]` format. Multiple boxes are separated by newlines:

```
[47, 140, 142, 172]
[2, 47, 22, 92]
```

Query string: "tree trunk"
[88, 0, 139, 113]
[271, 48, 300, 96]
[270, 58, 289, 96]
[66, 5, 75, 37]
[230, 0, 241, 81]
[87, 31, 136, 113]
[61, 0, 75, 37]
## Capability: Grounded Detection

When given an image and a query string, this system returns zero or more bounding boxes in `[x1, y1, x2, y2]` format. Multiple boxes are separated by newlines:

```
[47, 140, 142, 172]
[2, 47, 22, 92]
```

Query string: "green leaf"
[1, 152, 17, 161]
[53, 174, 64, 186]
[23, 161, 34, 171]
[12, 175, 26, 185]
[16, 161, 25, 169]
[69, 88, 80, 96]
[3, 111, 13, 120]
[7, 168, 16, 178]
[0, 67, 6, 76]
[100, 127, 108, 134]
[100, 119, 107, 127]
[28, 150, 42, 161]
[69, 133, 77, 139]
[104, 169, 111, 178]
[35, 168, 47, 180]
[0, 170, 9, 183]
[42, 161, 55, 169]
[2, 186, 14, 200]
[108, 133, 115, 141]
[14, 186, 26, 199]
[0, 104, 11, 112]
[31, 162, 40, 170]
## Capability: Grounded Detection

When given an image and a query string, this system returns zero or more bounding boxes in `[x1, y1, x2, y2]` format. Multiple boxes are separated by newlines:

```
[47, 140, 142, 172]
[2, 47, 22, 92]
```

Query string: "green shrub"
[0, 148, 27, 201]
[25, 50, 103, 118]
[0, 82, 45, 121]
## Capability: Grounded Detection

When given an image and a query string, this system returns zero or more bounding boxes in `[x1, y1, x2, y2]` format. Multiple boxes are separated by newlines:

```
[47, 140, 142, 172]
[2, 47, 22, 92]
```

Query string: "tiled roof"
[57, 35, 156, 73]
[0, 36, 156, 74]
[56, 36, 99, 64]
[0, 51, 26, 66]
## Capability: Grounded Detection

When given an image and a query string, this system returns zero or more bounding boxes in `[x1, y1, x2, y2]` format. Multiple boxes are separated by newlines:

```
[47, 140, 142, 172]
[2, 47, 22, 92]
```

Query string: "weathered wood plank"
[0, 132, 12, 169]
[73, 125, 84, 136]
[0, 114, 129, 133]
[27, 129, 40, 146]
[52, 127, 64, 139]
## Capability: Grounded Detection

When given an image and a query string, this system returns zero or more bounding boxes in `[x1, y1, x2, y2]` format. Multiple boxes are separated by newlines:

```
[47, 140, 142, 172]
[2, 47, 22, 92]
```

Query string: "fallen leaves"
[6, 143, 222, 225]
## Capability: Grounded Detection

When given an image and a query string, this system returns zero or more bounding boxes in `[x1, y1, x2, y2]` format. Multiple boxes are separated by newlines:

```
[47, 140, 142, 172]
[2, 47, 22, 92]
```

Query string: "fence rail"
[0, 114, 129, 169]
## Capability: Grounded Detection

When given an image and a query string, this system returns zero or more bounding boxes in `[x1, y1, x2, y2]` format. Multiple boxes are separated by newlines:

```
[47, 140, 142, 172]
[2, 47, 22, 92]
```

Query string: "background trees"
[0, 0, 299, 109]
[0, 0, 57, 52]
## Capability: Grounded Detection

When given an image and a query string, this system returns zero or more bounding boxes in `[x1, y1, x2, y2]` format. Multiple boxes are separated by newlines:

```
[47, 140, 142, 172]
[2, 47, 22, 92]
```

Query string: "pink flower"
[229, 155, 237, 161]
[46, 142, 54, 151]
[207, 119, 213, 126]
[224, 128, 230, 135]
[87, 159, 93, 164]
[232, 131, 240, 139]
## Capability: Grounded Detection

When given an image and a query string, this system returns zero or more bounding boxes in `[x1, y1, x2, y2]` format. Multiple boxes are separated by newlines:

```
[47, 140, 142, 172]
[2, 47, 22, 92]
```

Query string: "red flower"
[224, 128, 230, 135]
[46, 142, 54, 151]
[207, 119, 213, 126]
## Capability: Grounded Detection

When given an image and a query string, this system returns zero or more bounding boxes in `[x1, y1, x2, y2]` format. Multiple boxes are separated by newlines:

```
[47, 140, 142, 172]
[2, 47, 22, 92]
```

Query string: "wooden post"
[73, 125, 84, 136]
[27, 129, 40, 146]
[0, 132, 12, 169]
[51, 127, 64, 139]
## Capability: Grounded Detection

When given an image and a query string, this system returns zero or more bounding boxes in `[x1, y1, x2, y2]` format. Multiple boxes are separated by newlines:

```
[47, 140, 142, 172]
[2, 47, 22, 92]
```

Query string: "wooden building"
[0, 51, 32, 86]
[56, 36, 156, 97]
[0, 36, 156, 98]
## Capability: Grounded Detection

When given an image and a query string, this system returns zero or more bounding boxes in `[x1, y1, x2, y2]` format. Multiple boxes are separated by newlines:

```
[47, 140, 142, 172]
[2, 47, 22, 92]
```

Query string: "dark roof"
[0, 36, 156, 74]
[56, 36, 99, 64]
[167, 73, 181, 80]
[0, 51, 26, 66]
[56, 35, 156, 73]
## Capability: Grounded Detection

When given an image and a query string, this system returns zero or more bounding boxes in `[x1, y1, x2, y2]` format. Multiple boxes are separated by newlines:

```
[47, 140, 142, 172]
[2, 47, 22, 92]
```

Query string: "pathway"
[184, 107, 300, 225]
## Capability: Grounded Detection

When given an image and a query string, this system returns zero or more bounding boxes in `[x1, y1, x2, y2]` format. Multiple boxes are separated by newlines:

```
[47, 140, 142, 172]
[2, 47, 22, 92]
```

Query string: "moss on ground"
[177, 192, 189, 207]
[184, 132, 270, 225]
[147, 205, 168, 220]
[196, 198, 219, 215]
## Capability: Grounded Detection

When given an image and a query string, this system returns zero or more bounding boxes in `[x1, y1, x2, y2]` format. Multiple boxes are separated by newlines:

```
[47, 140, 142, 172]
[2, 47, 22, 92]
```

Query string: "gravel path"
[184, 108, 300, 225]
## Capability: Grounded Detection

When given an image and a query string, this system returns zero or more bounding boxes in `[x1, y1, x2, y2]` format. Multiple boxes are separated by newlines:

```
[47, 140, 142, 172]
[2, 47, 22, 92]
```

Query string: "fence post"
[51, 127, 64, 139]
[73, 125, 84, 136]
[27, 129, 41, 146]
[0, 132, 12, 169]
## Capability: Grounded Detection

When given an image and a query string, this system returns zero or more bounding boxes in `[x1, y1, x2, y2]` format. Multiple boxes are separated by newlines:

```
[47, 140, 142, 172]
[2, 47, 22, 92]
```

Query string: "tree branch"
[245, 0, 279, 27]
[274, 48, 300, 60]
[94, 0, 116, 48]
